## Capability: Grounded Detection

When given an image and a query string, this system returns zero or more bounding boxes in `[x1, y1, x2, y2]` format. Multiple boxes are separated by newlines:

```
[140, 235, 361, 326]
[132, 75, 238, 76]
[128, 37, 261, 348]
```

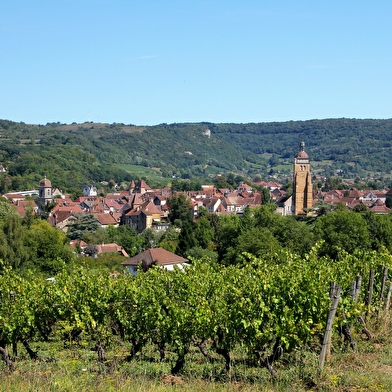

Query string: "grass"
[115, 164, 168, 187]
[1, 317, 392, 391]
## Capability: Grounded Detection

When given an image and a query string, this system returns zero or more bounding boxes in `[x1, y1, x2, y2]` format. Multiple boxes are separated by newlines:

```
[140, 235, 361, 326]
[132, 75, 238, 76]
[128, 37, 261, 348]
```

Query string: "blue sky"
[1, 1, 391, 125]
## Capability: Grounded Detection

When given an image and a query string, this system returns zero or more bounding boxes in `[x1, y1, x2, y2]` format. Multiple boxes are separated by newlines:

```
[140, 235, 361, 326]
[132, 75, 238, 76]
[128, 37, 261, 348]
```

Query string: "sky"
[1, 0, 391, 126]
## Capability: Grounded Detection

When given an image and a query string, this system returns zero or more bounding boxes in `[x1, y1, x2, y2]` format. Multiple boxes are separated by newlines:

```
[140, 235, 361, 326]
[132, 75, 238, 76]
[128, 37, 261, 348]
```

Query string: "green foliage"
[3, 118, 392, 193]
[66, 214, 101, 240]
[106, 225, 143, 256]
[0, 215, 74, 274]
[167, 194, 193, 224]
[171, 178, 203, 192]
[224, 227, 281, 265]
[1, 246, 391, 377]
[314, 210, 371, 259]
[176, 220, 197, 257]
[139, 228, 163, 250]
[158, 226, 180, 253]
[0, 197, 18, 219]
[0, 215, 29, 269]
[193, 216, 214, 248]
[23, 220, 73, 273]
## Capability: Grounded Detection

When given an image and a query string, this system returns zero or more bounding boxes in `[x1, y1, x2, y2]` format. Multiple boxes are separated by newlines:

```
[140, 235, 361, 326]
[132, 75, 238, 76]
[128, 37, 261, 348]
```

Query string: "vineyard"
[1, 245, 392, 389]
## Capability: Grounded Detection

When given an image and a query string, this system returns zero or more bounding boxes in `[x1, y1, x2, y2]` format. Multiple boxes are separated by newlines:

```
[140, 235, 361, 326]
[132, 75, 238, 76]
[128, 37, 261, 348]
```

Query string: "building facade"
[292, 141, 313, 215]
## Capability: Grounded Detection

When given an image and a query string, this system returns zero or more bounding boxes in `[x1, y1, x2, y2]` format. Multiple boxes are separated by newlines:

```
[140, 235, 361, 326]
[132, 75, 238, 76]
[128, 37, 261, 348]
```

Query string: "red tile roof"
[93, 213, 120, 225]
[122, 248, 187, 267]
[97, 243, 129, 257]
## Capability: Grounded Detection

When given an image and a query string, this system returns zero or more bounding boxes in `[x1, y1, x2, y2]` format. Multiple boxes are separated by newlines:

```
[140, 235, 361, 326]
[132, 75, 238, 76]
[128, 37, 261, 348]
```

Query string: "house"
[130, 179, 152, 194]
[96, 243, 129, 257]
[203, 197, 221, 213]
[370, 199, 391, 214]
[122, 200, 162, 233]
[48, 211, 79, 232]
[69, 240, 88, 253]
[77, 196, 100, 212]
[121, 247, 188, 276]
[83, 185, 98, 197]
[236, 182, 253, 192]
[93, 212, 121, 228]
[221, 190, 262, 214]
[275, 195, 293, 216]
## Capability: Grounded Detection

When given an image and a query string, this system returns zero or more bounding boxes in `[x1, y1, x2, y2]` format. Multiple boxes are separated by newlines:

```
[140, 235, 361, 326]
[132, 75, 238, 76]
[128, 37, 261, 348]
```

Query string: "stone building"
[292, 141, 313, 215]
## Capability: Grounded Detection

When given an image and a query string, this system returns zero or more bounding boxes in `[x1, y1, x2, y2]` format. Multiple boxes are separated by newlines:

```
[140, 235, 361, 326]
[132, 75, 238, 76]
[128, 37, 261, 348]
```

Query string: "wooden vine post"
[380, 266, 388, 301]
[385, 282, 392, 311]
[378, 266, 388, 319]
[365, 269, 375, 318]
[319, 283, 341, 371]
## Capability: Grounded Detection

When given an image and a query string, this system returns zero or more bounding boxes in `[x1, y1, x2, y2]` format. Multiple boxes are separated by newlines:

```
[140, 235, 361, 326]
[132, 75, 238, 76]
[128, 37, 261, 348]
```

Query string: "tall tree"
[0, 215, 29, 269]
[193, 216, 214, 248]
[176, 220, 197, 257]
[167, 194, 193, 225]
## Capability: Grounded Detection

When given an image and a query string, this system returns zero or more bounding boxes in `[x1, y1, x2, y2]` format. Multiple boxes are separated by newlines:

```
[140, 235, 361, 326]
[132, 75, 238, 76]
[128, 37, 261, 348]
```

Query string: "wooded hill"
[0, 118, 392, 194]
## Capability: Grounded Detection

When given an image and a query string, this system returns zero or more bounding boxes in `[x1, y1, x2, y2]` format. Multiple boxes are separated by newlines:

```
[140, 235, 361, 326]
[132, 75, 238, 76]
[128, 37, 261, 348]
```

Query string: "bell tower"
[292, 141, 313, 215]
[38, 176, 53, 207]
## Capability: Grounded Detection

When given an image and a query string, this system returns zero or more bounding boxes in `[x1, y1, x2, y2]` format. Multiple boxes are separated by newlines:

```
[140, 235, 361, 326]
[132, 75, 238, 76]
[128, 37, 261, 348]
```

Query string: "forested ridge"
[1, 118, 392, 194]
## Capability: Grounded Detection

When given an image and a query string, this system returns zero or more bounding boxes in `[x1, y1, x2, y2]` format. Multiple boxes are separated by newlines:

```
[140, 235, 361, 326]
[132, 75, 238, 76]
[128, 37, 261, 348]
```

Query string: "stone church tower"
[292, 141, 313, 215]
[38, 176, 53, 207]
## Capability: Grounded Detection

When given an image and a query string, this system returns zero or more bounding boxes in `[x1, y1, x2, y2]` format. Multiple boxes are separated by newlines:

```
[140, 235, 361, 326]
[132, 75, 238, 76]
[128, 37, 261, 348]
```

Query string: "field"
[115, 164, 168, 187]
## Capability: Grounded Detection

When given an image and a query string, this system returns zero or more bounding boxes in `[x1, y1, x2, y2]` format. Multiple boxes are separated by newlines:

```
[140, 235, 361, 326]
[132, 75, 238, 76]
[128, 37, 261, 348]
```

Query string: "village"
[2, 170, 391, 256]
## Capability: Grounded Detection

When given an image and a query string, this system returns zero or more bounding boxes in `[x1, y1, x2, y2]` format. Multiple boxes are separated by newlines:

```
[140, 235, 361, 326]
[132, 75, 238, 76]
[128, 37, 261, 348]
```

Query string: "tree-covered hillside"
[0, 118, 392, 194]
[210, 118, 392, 177]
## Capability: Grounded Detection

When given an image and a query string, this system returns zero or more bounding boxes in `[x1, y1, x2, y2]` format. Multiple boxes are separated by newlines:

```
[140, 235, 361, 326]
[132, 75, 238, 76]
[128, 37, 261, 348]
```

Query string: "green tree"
[176, 220, 197, 257]
[261, 187, 272, 204]
[314, 210, 371, 259]
[193, 216, 214, 248]
[252, 205, 315, 256]
[215, 214, 241, 260]
[224, 227, 281, 265]
[158, 226, 180, 253]
[66, 214, 101, 240]
[83, 227, 111, 245]
[0, 215, 29, 269]
[139, 228, 163, 250]
[0, 197, 18, 220]
[167, 194, 193, 225]
[107, 225, 143, 256]
[186, 246, 218, 262]
[24, 220, 74, 273]
[213, 175, 231, 189]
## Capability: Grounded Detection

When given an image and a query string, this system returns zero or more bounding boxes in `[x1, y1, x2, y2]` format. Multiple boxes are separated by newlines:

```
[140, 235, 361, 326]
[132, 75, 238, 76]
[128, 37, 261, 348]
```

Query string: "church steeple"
[38, 176, 53, 211]
[292, 141, 313, 215]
